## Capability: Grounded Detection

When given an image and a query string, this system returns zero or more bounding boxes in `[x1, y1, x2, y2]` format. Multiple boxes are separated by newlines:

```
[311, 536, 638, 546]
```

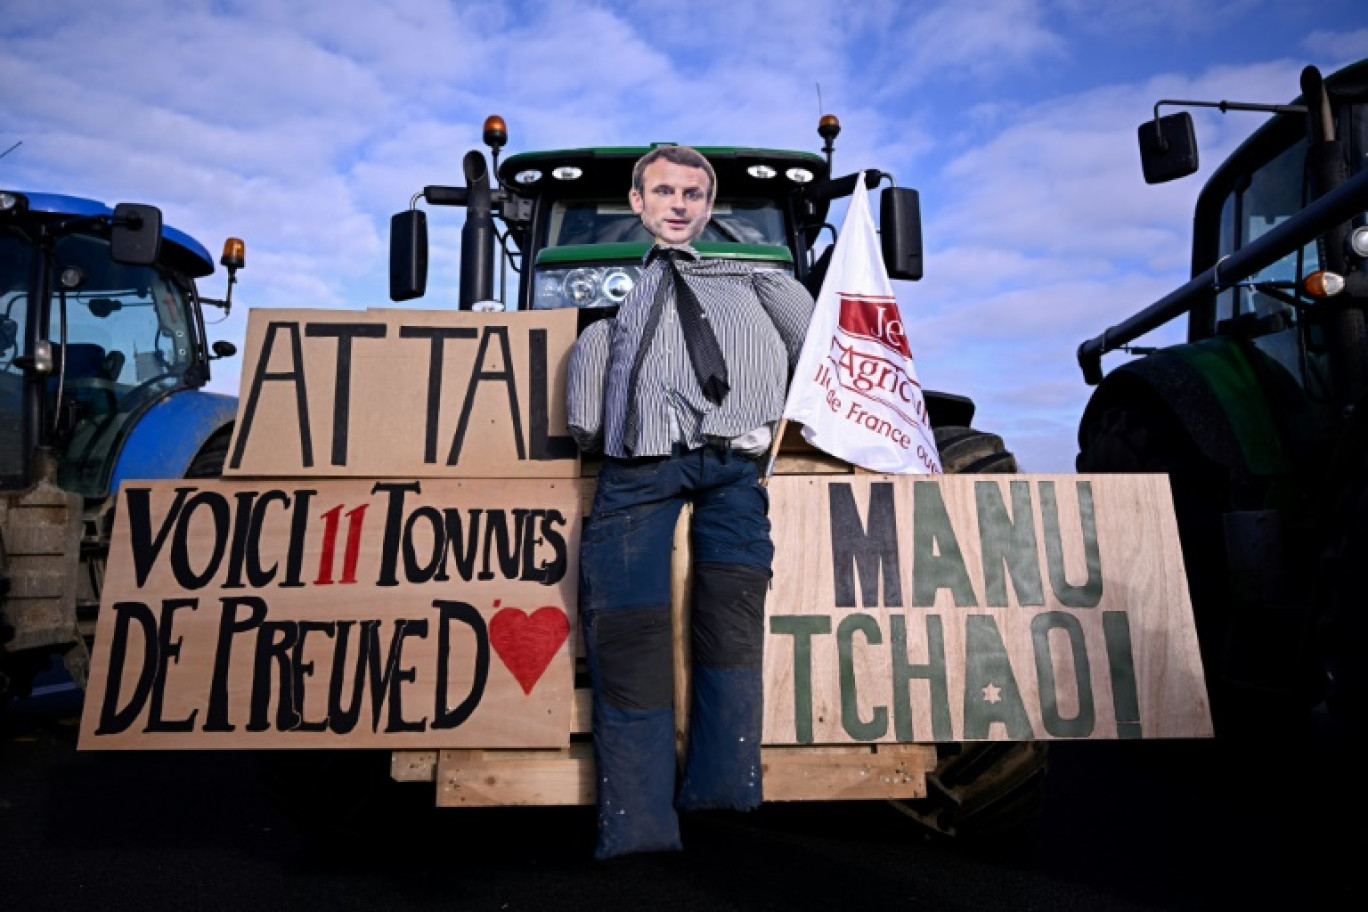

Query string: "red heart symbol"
[489, 605, 570, 695]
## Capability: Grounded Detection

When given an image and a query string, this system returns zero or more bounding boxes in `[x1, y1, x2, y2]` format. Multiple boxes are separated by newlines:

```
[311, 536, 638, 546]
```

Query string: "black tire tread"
[935, 425, 1017, 474]
[185, 427, 232, 478]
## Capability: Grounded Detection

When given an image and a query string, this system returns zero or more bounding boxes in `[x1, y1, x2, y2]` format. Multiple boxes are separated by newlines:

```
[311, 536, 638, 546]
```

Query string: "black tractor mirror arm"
[1139, 98, 1310, 185]
[1150, 98, 1309, 146]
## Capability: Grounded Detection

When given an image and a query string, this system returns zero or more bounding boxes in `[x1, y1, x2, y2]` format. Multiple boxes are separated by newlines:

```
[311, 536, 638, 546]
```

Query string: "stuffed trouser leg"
[676, 454, 773, 811]
[580, 459, 684, 859]
[675, 562, 769, 810]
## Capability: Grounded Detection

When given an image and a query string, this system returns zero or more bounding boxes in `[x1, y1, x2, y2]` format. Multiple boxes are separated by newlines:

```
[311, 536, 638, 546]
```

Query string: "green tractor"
[385, 116, 1042, 837]
[1077, 59, 1368, 735]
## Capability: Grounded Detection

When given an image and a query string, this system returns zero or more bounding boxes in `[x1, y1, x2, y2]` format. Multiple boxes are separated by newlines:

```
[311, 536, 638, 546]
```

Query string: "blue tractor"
[0, 190, 242, 706]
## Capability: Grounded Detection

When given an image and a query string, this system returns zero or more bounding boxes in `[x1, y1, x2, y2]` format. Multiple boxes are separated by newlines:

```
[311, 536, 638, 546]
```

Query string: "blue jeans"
[580, 444, 773, 859]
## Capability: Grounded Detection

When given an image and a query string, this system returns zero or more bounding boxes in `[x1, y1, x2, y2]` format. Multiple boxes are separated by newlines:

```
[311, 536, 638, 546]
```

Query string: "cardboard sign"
[761, 474, 1212, 743]
[79, 477, 580, 749]
[224, 309, 579, 478]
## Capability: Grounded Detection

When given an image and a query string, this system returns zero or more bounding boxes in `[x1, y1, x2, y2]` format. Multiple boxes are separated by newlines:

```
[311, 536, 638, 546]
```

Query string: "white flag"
[783, 176, 941, 474]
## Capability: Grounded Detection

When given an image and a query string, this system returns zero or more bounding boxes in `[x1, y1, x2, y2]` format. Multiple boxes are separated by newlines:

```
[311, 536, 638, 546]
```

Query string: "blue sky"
[4, 0, 1367, 471]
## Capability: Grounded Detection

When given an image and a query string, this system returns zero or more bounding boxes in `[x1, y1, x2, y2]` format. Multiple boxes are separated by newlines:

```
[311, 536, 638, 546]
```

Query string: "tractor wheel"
[185, 427, 232, 478]
[934, 426, 1017, 473]
[1076, 403, 1231, 665]
[887, 425, 1049, 841]
[1073, 401, 1317, 736]
[64, 426, 236, 697]
[1314, 466, 1368, 734]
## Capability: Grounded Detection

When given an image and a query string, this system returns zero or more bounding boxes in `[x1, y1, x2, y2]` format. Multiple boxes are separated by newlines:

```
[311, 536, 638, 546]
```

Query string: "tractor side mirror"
[880, 187, 923, 281]
[110, 203, 162, 266]
[390, 208, 428, 301]
[1139, 112, 1199, 184]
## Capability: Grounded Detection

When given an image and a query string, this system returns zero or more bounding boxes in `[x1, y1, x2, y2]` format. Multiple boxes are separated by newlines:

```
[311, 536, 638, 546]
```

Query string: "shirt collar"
[643, 242, 701, 266]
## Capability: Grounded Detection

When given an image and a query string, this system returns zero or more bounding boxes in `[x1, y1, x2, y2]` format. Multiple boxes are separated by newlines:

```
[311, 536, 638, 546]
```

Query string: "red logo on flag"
[837, 294, 911, 359]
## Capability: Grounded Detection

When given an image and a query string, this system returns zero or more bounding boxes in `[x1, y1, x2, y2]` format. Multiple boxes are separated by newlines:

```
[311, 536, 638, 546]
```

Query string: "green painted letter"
[913, 482, 978, 607]
[1103, 611, 1143, 738]
[770, 615, 832, 744]
[837, 614, 888, 741]
[1030, 611, 1094, 737]
[976, 480, 1044, 607]
[890, 613, 952, 741]
[962, 614, 1034, 739]
[1040, 480, 1103, 608]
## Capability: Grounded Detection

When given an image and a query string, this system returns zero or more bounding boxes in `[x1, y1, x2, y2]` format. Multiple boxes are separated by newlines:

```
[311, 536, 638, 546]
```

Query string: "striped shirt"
[567, 244, 815, 458]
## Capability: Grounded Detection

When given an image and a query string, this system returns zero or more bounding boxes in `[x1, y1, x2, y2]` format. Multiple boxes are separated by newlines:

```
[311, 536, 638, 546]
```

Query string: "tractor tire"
[1076, 402, 1231, 668]
[185, 427, 232, 478]
[65, 426, 236, 697]
[888, 425, 1049, 841]
[934, 426, 1017, 473]
[1314, 466, 1368, 734]
[1073, 401, 1323, 736]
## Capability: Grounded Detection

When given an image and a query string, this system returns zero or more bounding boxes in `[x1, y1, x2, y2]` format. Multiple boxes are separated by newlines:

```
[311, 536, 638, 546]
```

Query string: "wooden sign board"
[223, 309, 579, 479]
[78, 477, 580, 750]
[761, 474, 1212, 743]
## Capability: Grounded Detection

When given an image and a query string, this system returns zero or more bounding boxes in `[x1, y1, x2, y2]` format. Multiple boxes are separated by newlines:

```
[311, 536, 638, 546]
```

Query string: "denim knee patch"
[690, 563, 769, 668]
[589, 606, 674, 710]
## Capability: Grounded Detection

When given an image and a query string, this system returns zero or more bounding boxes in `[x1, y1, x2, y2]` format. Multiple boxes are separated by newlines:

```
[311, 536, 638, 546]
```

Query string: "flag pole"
[760, 418, 788, 486]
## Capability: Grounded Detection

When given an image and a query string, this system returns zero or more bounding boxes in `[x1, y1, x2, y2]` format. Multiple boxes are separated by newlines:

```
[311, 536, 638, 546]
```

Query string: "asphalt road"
[1, 686, 1359, 912]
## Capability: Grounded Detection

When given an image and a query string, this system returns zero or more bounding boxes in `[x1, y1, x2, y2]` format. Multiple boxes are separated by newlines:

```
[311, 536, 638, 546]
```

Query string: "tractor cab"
[389, 117, 925, 314]
[498, 146, 825, 312]
[1182, 60, 1368, 402]
[0, 191, 242, 498]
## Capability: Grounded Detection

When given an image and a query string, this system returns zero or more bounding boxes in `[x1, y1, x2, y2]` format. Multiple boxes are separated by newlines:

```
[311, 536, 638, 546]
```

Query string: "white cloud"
[4, 0, 1363, 469]
[1304, 30, 1368, 67]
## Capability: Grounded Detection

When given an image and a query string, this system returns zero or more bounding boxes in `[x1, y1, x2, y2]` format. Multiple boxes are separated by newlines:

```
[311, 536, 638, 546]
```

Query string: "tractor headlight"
[563, 268, 601, 305]
[534, 264, 642, 309]
[601, 268, 635, 305]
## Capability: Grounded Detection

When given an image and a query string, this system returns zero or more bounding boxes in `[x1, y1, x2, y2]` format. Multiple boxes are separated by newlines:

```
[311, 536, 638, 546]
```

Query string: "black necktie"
[622, 249, 730, 453]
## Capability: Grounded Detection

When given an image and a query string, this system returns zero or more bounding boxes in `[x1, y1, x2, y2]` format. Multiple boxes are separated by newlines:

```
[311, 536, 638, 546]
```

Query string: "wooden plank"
[437, 744, 594, 807]
[391, 750, 438, 782]
[431, 743, 934, 806]
[773, 453, 854, 475]
[763, 744, 934, 801]
[570, 688, 591, 734]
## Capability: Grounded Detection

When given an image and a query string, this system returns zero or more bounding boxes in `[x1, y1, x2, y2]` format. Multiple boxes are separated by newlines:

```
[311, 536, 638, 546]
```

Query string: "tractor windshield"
[543, 198, 787, 248]
[1209, 100, 1367, 387]
[48, 232, 198, 495]
[531, 197, 791, 310]
[0, 228, 200, 494]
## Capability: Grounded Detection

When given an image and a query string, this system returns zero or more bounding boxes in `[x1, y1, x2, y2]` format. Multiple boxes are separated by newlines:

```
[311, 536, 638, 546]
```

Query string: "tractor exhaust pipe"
[460, 150, 496, 310]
